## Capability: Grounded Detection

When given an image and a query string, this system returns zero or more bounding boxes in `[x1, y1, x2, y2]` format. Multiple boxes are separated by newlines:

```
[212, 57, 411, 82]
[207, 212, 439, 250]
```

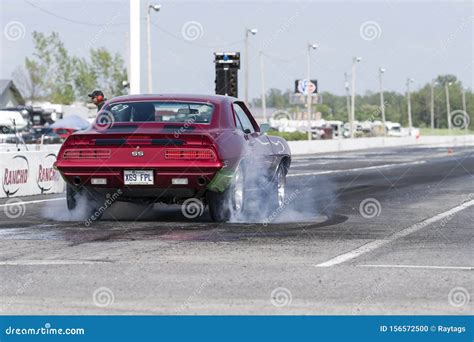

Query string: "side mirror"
[260, 123, 270, 133]
[243, 128, 252, 134]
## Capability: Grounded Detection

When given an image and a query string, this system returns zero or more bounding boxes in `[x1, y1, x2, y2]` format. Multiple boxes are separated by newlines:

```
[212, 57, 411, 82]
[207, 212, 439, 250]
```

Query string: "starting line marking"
[0, 260, 110, 266]
[0, 197, 65, 208]
[357, 264, 473, 271]
[314, 199, 474, 267]
[288, 160, 426, 177]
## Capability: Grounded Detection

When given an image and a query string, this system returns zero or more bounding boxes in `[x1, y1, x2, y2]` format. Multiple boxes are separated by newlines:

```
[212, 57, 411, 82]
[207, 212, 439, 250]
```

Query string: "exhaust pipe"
[197, 177, 207, 186]
[73, 176, 82, 186]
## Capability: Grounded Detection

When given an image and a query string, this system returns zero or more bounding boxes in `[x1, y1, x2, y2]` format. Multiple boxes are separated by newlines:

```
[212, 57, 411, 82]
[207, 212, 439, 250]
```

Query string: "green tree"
[14, 31, 128, 104]
[89, 47, 128, 98]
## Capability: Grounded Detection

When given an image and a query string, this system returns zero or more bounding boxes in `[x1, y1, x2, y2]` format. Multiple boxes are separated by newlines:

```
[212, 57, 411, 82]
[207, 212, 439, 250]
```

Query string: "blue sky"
[0, 0, 472, 100]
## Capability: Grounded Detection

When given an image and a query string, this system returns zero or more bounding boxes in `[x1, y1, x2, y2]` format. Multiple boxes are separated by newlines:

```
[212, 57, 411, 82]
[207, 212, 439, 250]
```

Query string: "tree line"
[12, 31, 472, 130]
[13, 31, 127, 104]
[252, 75, 472, 129]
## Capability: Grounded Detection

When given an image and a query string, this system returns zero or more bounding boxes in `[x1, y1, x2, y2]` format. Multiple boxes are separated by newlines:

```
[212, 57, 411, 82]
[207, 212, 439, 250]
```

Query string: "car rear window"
[98, 101, 214, 125]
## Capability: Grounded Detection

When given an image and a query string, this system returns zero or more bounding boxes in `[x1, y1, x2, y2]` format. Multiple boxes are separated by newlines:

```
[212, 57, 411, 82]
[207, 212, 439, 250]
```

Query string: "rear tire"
[66, 184, 79, 210]
[207, 164, 245, 222]
[66, 184, 108, 222]
[268, 163, 287, 213]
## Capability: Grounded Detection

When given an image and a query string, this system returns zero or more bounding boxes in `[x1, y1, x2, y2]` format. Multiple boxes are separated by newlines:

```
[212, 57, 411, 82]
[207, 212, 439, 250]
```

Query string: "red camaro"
[55, 94, 291, 222]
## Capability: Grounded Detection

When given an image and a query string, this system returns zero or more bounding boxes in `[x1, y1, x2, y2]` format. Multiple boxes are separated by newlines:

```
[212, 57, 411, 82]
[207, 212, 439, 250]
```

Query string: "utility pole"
[445, 82, 452, 132]
[259, 51, 267, 122]
[129, 0, 141, 94]
[406, 78, 414, 136]
[244, 28, 257, 104]
[350, 57, 362, 138]
[462, 87, 467, 132]
[146, 2, 161, 93]
[344, 72, 350, 134]
[306, 43, 318, 140]
[379, 67, 386, 136]
[430, 80, 436, 131]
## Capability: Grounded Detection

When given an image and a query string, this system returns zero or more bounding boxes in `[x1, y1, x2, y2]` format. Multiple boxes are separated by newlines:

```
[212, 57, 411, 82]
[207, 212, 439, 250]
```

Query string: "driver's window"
[233, 103, 255, 133]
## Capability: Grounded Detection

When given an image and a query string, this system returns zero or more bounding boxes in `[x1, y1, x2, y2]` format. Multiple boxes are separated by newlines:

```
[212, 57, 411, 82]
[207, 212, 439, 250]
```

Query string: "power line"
[260, 51, 306, 63]
[23, 0, 244, 49]
[23, 0, 129, 26]
[151, 21, 244, 49]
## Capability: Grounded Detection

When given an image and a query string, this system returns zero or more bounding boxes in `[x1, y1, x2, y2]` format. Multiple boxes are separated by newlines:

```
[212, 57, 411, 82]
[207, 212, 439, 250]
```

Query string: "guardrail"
[288, 135, 474, 155]
[0, 146, 64, 198]
[1, 135, 472, 198]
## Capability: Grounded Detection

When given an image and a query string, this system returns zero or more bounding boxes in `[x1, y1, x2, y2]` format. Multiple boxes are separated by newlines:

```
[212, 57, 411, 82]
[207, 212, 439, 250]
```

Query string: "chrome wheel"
[276, 167, 286, 207]
[233, 167, 244, 212]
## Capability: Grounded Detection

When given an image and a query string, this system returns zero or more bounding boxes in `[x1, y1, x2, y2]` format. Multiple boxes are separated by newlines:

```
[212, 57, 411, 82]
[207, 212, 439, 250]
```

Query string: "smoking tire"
[207, 164, 245, 222]
[66, 184, 107, 221]
[66, 184, 80, 210]
[268, 163, 287, 212]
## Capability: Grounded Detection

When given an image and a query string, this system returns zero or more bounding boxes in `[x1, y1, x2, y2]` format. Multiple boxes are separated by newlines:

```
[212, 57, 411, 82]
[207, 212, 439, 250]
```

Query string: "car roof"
[107, 94, 237, 106]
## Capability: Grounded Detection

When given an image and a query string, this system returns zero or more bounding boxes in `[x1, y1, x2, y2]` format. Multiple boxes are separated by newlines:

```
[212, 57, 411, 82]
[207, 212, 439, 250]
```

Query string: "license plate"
[124, 170, 154, 185]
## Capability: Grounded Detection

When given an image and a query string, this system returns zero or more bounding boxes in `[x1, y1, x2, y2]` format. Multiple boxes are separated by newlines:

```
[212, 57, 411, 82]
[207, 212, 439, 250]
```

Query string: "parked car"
[22, 126, 62, 144]
[55, 94, 291, 222]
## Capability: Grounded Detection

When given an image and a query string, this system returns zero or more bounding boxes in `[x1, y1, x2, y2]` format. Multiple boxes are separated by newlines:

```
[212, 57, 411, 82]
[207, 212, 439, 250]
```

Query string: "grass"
[266, 131, 308, 141]
[266, 128, 473, 140]
[419, 128, 473, 136]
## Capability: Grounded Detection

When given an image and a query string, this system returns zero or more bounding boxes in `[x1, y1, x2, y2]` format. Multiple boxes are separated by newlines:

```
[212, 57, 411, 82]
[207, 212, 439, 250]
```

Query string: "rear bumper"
[58, 166, 219, 197]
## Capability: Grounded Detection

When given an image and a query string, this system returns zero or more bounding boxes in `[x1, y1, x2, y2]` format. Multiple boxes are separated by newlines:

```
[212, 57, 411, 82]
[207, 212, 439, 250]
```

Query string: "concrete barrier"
[0, 148, 64, 198]
[0, 135, 472, 198]
[288, 135, 474, 155]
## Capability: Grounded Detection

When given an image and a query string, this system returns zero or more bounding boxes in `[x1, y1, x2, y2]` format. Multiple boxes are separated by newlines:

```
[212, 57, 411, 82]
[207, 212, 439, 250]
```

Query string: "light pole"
[344, 72, 350, 134]
[430, 80, 437, 131]
[445, 81, 452, 131]
[379, 67, 386, 136]
[406, 78, 415, 136]
[307, 43, 318, 140]
[462, 87, 467, 112]
[462, 87, 468, 132]
[350, 57, 362, 138]
[146, 2, 161, 94]
[129, 0, 141, 94]
[244, 28, 257, 104]
[259, 51, 267, 122]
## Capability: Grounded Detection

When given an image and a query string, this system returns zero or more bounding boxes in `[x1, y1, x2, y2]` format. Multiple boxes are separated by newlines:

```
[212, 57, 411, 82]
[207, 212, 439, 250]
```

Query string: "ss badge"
[132, 149, 144, 157]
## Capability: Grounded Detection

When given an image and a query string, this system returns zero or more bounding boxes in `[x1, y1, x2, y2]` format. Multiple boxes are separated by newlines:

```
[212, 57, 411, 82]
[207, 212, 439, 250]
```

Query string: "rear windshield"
[99, 101, 214, 125]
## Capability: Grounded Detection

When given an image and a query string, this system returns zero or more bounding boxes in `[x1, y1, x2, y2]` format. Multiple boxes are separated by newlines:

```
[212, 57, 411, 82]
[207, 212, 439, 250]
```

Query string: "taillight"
[165, 149, 216, 160]
[63, 148, 111, 159]
[71, 136, 93, 145]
